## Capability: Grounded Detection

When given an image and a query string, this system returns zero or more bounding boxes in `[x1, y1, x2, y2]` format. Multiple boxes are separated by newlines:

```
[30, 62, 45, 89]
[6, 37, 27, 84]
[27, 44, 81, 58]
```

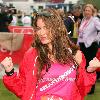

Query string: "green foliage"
[0, 80, 18, 100]
[83, 0, 100, 9]
[85, 81, 100, 100]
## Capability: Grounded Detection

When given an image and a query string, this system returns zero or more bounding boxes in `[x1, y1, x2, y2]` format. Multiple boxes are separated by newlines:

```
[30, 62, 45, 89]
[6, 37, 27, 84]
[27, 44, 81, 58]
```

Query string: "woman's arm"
[2, 53, 28, 98]
[75, 50, 96, 97]
[74, 50, 82, 65]
[74, 50, 99, 72]
[2, 48, 38, 98]
[94, 17, 100, 31]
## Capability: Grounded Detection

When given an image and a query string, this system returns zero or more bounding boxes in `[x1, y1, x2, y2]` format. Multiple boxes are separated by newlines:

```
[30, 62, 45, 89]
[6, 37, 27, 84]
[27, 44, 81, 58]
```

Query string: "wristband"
[5, 68, 14, 76]
[86, 70, 95, 73]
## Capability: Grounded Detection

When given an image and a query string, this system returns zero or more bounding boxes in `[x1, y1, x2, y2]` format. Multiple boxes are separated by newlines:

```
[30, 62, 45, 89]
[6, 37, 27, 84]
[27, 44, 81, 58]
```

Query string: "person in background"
[1, 8, 98, 100]
[57, 9, 75, 44]
[7, 8, 13, 24]
[22, 14, 32, 27]
[10, 14, 17, 26]
[0, 7, 12, 32]
[31, 11, 37, 26]
[16, 10, 23, 26]
[77, 4, 100, 94]
[64, 11, 75, 37]
[72, 6, 83, 44]
[10, 8, 17, 26]
[72, 6, 83, 24]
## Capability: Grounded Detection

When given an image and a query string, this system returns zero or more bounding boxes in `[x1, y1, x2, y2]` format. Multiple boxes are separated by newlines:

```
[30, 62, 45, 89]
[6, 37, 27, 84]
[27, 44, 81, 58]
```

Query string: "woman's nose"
[39, 29, 46, 36]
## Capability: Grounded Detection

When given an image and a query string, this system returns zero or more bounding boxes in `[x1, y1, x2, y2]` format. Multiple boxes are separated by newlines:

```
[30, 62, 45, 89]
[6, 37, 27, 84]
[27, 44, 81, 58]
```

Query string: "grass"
[0, 79, 18, 100]
[0, 79, 100, 100]
[85, 80, 100, 100]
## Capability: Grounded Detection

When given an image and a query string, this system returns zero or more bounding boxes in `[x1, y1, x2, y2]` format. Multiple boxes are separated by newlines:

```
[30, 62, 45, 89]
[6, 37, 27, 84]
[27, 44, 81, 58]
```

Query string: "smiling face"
[36, 18, 52, 46]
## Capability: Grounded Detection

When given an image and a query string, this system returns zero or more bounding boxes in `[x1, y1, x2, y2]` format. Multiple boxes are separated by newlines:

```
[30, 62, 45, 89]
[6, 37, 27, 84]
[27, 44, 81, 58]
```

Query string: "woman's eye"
[36, 26, 47, 31]
[36, 27, 41, 31]
[43, 26, 47, 30]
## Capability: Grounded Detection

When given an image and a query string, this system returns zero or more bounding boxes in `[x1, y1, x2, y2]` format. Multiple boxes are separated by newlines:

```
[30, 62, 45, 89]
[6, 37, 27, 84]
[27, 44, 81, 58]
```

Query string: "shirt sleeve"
[3, 48, 38, 99]
[94, 17, 100, 31]
[76, 52, 96, 97]
[3, 52, 28, 98]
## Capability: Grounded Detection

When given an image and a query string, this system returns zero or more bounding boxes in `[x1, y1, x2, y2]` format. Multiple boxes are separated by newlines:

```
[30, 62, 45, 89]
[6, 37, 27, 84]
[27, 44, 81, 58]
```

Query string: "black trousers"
[79, 42, 98, 93]
[79, 42, 98, 68]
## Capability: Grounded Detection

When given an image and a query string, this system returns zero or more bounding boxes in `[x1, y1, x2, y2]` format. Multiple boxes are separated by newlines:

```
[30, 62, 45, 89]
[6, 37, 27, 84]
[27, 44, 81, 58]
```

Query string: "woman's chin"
[41, 40, 50, 45]
[41, 41, 47, 45]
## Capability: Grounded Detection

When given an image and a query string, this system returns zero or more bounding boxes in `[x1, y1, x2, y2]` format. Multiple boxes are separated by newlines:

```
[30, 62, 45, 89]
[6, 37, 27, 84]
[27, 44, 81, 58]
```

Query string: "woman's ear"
[74, 50, 82, 65]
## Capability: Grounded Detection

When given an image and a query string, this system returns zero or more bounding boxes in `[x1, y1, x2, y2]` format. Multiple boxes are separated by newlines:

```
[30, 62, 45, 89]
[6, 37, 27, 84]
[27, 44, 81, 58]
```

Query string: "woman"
[0, 8, 11, 32]
[77, 4, 100, 68]
[1, 8, 98, 100]
[77, 4, 100, 94]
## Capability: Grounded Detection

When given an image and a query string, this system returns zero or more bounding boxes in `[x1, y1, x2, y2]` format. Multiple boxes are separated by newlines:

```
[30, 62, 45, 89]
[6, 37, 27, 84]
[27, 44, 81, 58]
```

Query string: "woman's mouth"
[40, 37, 46, 41]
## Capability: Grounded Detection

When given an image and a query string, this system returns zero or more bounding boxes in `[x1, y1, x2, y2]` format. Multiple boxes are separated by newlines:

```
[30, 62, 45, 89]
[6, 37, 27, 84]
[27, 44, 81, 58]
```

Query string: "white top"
[22, 16, 31, 27]
[77, 17, 100, 48]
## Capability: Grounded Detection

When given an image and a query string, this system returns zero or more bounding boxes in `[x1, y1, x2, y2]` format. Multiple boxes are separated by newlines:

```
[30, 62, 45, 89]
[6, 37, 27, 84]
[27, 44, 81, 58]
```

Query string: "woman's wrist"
[5, 68, 14, 76]
[86, 66, 97, 73]
[86, 70, 95, 73]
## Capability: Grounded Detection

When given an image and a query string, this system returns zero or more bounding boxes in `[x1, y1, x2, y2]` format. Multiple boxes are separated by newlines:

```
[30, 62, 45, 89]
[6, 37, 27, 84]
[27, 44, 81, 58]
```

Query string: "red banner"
[9, 26, 34, 34]
[0, 26, 34, 64]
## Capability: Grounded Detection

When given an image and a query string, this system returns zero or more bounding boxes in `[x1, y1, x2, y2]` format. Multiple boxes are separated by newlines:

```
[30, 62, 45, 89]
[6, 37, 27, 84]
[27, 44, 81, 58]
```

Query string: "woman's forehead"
[85, 6, 92, 10]
[37, 18, 45, 26]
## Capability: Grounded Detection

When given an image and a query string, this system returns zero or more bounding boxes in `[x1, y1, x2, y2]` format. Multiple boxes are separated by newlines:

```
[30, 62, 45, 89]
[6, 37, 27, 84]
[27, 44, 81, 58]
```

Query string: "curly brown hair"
[32, 8, 79, 75]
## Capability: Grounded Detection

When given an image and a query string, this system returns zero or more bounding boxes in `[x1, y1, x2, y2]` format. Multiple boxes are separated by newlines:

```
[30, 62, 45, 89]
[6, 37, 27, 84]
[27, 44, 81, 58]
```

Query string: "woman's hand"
[89, 57, 100, 67]
[1, 57, 13, 72]
[74, 50, 82, 65]
[87, 57, 100, 72]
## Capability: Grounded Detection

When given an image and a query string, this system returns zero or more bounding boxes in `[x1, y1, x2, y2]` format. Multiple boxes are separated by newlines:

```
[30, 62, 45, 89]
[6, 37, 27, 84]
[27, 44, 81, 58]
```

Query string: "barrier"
[0, 26, 34, 64]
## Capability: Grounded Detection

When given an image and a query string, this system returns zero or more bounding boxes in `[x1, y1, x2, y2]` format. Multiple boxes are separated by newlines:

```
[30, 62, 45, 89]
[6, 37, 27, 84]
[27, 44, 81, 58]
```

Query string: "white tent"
[0, 0, 3, 3]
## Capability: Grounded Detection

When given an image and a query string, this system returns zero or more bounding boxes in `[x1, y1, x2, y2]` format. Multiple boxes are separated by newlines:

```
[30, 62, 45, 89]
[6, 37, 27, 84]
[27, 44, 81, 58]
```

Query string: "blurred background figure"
[58, 6, 83, 44]
[0, 7, 12, 32]
[10, 8, 17, 26]
[72, 5, 83, 44]
[22, 13, 32, 27]
[16, 10, 23, 26]
[57, 8, 75, 44]
[64, 11, 75, 37]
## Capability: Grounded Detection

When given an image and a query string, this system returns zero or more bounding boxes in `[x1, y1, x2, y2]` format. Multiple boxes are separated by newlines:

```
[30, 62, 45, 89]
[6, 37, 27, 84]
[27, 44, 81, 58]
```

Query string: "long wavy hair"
[32, 8, 79, 76]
